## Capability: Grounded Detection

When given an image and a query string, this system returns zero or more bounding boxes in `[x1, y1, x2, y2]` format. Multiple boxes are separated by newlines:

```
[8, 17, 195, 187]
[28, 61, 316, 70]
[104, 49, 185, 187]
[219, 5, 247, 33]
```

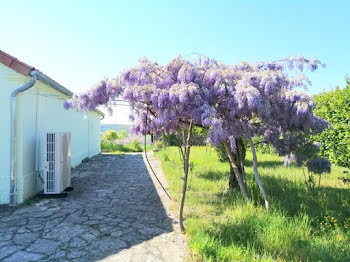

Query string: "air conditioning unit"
[41, 132, 71, 194]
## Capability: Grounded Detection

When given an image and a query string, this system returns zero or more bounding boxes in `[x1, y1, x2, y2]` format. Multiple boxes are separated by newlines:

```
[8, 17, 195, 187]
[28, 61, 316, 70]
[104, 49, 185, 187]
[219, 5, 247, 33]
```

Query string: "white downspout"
[35, 85, 41, 182]
[9, 71, 38, 205]
[88, 119, 91, 158]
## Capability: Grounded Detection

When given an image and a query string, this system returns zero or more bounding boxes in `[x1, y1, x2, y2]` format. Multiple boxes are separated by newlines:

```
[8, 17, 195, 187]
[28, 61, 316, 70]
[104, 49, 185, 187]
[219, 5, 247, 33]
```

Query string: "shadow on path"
[0, 154, 175, 261]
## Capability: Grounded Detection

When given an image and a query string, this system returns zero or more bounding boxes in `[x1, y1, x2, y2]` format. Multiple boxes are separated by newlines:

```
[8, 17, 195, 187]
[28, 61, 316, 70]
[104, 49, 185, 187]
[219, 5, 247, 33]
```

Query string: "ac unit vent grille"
[42, 132, 71, 194]
[46, 133, 56, 193]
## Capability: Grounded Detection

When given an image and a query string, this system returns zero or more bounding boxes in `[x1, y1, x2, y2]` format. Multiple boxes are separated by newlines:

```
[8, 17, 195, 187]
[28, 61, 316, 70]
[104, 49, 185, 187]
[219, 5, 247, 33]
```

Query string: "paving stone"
[90, 237, 128, 252]
[64, 213, 88, 224]
[110, 227, 134, 237]
[0, 232, 13, 241]
[26, 239, 59, 254]
[3, 251, 43, 262]
[27, 210, 55, 218]
[13, 232, 40, 245]
[66, 250, 88, 259]
[0, 245, 23, 260]
[0, 154, 186, 261]
[12, 206, 40, 216]
[1, 216, 21, 223]
[47, 250, 66, 261]
[0, 241, 9, 247]
[118, 221, 131, 228]
[139, 226, 165, 236]
[121, 232, 148, 244]
[3, 218, 25, 227]
[24, 225, 43, 232]
[68, 237, 87, 248]
[17, 227, 31, 234]
[42, 223, 87, 242]
[80, 232, 97, 242]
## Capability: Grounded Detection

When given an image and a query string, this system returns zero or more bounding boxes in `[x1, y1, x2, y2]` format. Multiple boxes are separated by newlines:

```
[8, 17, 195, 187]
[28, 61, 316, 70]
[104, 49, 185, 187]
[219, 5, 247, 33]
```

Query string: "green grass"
[101, 141, 152, 153]
[155, 146, 350, 262]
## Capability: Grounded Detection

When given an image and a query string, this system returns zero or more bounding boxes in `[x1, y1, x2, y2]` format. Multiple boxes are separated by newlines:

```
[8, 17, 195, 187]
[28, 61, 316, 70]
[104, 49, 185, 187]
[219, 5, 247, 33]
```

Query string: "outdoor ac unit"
[41, 132, 71, 194]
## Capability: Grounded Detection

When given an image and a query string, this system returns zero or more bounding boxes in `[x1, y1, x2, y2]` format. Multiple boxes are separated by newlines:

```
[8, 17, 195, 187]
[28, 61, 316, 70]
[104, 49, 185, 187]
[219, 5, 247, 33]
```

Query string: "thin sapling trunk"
[246, 136, 270, 211]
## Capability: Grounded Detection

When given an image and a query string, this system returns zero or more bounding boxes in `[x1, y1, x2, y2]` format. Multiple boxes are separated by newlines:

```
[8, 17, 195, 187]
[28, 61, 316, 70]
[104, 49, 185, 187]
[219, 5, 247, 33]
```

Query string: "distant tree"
[102, 130, 119, 143]
[313, 77, 350, 168]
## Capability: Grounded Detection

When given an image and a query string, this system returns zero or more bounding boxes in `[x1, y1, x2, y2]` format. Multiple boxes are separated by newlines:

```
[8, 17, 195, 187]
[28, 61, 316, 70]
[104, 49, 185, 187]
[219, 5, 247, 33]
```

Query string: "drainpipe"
[35, 85, 41, 182]
[9, 70, 38, 205]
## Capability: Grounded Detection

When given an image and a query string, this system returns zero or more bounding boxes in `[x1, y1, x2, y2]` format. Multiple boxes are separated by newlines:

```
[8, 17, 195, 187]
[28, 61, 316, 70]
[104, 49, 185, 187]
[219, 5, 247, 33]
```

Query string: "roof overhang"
[0, 50, 104, 118]
[0, 50, 34, 75]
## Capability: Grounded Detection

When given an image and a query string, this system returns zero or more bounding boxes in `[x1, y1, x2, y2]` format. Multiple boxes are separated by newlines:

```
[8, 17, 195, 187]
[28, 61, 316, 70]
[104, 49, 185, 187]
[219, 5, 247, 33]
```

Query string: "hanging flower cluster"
[65, 55, 327, 157]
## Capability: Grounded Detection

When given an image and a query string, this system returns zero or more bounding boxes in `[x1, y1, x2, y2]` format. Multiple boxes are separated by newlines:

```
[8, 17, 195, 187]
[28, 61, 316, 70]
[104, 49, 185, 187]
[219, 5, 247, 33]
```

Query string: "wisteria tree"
[65, 55, 327, 229]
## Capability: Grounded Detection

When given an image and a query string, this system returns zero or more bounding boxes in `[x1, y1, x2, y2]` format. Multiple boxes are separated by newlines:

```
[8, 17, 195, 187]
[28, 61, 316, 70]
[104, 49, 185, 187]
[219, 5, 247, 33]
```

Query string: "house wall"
[0, 63, 102, 204]
[0, 63, 25, 204]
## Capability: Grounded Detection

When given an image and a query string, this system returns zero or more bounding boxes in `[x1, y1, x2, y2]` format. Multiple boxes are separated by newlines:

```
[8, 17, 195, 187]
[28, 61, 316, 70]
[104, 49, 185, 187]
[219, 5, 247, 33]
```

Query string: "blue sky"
[1, 1, 349, 124]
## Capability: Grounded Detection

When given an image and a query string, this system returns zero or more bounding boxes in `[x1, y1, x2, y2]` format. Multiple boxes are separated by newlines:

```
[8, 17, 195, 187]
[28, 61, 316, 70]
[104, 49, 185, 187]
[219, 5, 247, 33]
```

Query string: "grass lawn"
[155, 146, 350, 261]
[101, 141, 152, 154]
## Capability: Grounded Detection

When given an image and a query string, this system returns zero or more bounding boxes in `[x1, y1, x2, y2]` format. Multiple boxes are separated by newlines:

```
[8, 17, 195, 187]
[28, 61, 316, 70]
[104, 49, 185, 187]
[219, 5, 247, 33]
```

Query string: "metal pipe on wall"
[9, 71, 38, 205]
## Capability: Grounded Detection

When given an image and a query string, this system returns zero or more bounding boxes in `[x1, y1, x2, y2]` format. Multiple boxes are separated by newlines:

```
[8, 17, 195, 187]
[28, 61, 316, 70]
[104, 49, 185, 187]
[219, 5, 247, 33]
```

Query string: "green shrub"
[313, 78, 350, 168]
[101, 140, 147, 153]
[101, 130, 119, 142]
[130, 139, 143, 151]
[119, 130, 127, 140]
[153, 140, 167, 152]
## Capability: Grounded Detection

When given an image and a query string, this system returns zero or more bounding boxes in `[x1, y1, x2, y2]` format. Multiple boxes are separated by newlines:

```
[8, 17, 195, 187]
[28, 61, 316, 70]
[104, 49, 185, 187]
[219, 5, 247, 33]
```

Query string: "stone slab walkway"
[0, 153, 186, 261]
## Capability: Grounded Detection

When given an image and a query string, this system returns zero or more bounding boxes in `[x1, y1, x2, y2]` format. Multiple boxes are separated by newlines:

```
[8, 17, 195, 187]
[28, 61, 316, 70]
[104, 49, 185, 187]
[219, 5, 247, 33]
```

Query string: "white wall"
[0, 63, 102, 204]
[0, 63, 26, 204]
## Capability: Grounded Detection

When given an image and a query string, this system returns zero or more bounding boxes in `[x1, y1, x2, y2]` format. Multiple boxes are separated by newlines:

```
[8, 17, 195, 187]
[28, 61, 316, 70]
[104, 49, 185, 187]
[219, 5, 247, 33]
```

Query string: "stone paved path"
[0, 153, 186, 261]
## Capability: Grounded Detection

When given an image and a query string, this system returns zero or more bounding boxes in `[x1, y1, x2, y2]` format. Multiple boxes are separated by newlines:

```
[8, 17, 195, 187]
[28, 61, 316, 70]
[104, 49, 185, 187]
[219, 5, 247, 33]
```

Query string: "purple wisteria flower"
[64, 54, 327, 155]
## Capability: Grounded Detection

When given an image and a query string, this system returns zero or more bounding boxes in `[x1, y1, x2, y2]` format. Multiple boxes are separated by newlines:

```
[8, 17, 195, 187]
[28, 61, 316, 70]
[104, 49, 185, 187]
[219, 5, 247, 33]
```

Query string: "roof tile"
[0, 50, 34, 76]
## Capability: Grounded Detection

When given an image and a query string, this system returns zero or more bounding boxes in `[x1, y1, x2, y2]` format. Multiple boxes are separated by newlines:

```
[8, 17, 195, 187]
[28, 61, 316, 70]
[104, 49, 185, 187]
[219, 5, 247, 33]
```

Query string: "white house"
[0, 50, 104, 205]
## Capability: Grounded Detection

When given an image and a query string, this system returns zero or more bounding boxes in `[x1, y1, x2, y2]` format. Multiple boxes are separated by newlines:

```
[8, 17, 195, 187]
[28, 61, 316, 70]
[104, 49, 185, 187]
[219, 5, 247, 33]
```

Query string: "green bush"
[313, 77, 350, 168]
[130, 139, 143, 151]
[119, 130, 127, 140]
[101, 130, 119, 142]
[153, 140, 167, 152]
[101, 141, 131, 152]
[101, 140, 147, 153]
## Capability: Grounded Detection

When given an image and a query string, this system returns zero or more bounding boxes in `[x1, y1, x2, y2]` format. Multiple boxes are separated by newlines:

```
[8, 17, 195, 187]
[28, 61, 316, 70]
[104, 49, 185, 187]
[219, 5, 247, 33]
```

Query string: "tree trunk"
[228, 164, 239, 190]
[237, 138, 247, 187]
[223, 141, 249, 201]
[179, 120, 193, 233]
[246, 136, 269, 211]
[225, 138, 247, 191]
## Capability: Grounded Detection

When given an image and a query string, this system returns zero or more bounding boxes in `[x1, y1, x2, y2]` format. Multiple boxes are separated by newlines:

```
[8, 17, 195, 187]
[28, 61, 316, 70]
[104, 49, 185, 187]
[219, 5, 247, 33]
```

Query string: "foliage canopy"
[313, 78, 350, 168]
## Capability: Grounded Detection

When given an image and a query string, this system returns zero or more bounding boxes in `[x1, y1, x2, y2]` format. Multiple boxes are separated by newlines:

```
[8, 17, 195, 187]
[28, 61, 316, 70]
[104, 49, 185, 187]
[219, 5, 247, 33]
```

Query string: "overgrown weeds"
[156, 146, 350, 261]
